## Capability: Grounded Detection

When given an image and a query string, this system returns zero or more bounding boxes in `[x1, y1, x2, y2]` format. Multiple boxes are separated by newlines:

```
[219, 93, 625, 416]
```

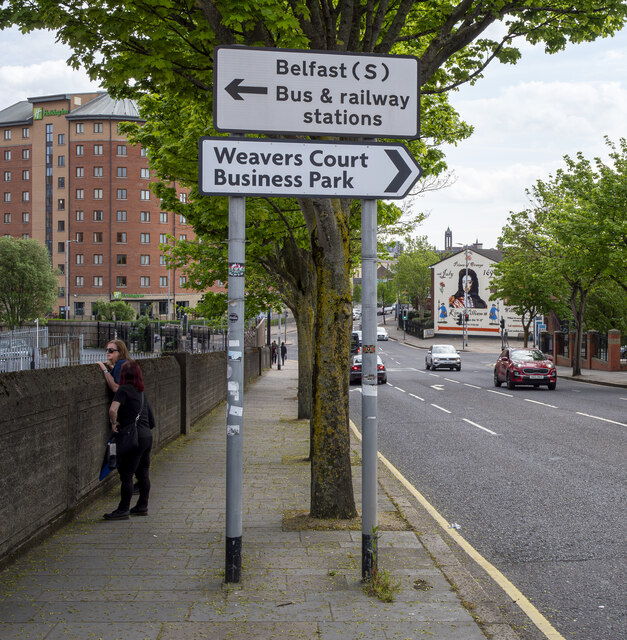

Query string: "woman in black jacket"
[104, 360, 155, 520]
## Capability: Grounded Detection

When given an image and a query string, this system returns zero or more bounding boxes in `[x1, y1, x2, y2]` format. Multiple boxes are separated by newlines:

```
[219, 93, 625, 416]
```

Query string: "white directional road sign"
[214, 46, 419, 138]
[199, 138, 422, 199]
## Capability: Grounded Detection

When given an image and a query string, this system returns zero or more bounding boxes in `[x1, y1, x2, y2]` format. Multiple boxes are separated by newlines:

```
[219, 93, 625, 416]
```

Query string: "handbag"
[112, 393, 143, 457]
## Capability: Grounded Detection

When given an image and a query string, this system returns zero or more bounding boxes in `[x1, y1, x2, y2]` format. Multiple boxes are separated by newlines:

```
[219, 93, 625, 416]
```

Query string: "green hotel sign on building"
[33, 107, 69, 119]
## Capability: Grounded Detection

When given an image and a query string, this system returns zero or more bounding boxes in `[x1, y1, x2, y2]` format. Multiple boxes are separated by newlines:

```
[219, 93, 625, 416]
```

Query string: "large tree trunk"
[294, 299, 314, 420]
[302, 197, 357, 519]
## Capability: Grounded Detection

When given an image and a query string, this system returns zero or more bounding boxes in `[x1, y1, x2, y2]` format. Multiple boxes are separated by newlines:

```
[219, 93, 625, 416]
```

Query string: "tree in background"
[7, 1, 626, 518]
[496, 138, 626, 374]
[352, 284, 362, 306]
[92, 300, 136, 322]
[0, 237, 58, 328]
[393, 237, 439, 320]
[490, 223, 565, 346]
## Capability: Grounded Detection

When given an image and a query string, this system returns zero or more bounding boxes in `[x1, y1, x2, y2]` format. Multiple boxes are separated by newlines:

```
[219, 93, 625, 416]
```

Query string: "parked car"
[350, 331, 361, 356]
[349, 355, 387, 385]
[425, 344, 461, 371]
[376, 326, 389, 341]
[494, 347, 556, 390]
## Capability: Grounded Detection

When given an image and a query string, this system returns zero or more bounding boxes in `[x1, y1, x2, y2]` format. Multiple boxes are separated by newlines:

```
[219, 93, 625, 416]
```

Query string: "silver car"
[425, 344, 461, 371]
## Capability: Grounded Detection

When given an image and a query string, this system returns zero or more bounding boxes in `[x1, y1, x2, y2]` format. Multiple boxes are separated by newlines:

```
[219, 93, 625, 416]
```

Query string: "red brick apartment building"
[0, 91, 205, 319]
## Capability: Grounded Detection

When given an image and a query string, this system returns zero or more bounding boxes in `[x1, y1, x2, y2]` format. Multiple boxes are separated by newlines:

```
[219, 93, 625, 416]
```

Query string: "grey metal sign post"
[225, 189, 245, 583]
[360, 194, 378, 578]
[203, 43, 420, 588]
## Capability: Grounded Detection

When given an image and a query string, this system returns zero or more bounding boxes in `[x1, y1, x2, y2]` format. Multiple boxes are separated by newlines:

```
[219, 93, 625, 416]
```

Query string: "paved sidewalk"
[382, 320, 627, 388]
[0, 357, 521, 640]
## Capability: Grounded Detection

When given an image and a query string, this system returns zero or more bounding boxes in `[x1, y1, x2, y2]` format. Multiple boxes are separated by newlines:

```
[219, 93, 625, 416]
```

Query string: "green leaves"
[0, 237, 58, 328]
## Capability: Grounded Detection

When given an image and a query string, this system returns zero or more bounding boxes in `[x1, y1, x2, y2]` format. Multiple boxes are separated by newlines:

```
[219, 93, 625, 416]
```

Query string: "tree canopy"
[495, 138, 627, 372]
[0, 237, 58, 328]
[5, 0, 626, 517]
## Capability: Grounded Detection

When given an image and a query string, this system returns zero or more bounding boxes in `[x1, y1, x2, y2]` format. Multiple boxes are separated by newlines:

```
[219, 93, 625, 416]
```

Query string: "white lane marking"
[350, 420, 569, 640]
[524, 399, 557, 409]
[576, 412, 627, 427]
[444, 378, 460, 384]
[464, 383, 481, 389]
[620, 397, 627, 401]
[487, 389, 513, 397]
[431, 404, 451, 414]
[409, 393, 424, 401]
[430, 384, 445, 391]
[394, 386, 406, 393]
[428, 373, 440, 377]
[462, 418, 499, 436]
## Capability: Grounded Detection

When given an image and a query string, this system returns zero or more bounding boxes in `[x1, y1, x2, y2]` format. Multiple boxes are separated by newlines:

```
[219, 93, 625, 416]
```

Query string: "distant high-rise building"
[0, 91, 208, 318]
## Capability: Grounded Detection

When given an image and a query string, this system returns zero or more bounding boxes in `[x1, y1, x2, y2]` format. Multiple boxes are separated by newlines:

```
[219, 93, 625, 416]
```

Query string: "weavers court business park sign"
[214, 46, 419, 138]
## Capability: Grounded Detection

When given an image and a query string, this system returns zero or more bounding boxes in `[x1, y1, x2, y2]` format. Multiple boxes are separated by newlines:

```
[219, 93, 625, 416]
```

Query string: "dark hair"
[119, 360, 145, 391]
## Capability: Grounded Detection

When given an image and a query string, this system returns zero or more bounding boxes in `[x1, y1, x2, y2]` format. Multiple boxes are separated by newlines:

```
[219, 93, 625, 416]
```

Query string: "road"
[350, 338, 626, 640]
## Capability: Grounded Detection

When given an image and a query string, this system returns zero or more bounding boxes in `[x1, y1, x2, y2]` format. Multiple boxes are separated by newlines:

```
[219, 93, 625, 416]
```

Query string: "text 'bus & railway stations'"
[214, 46, 420, 138]
[199, 138, 422, 199]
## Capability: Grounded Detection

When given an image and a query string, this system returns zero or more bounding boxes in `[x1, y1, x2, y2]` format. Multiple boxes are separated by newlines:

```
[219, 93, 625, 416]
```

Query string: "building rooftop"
[0, 100, 33, 126]
[66, 93, 142, 121]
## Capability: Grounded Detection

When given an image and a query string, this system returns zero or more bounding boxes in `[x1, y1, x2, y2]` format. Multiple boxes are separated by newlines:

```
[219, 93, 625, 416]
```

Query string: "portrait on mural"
[448, 268, 487, 309]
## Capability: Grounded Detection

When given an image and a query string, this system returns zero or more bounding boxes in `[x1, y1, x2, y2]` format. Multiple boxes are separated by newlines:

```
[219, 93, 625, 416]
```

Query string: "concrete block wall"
[0, 347, 269, 567]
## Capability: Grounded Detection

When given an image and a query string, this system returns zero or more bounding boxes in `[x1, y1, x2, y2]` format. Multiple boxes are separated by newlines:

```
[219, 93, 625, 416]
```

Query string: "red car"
[494, 348, 557, 390]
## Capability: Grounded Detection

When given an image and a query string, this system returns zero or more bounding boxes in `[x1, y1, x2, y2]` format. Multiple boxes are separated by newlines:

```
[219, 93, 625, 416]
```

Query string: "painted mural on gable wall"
[433, 251, 523, 337]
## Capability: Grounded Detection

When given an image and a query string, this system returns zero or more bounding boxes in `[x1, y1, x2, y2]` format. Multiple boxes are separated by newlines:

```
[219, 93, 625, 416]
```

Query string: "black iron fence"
[590, 332, 608, 361]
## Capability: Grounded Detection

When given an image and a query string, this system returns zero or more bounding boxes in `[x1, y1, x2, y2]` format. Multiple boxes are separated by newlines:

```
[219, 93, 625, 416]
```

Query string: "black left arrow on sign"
[384, 149, 412, 194]
[225, 79, 268, 101]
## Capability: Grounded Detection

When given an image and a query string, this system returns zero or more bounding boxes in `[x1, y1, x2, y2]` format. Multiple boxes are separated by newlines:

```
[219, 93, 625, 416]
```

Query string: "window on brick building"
[76, 167, 84, 178]
[140, 276, 150, 287]
[94, 188, 103, 199]
[116, 188, 127, 200]
[75, 232, 83, 242]
[116, 210, 127, 222]
[57, 198, 64, 209]
[93, 276, 103, 287]
[117, 254, 127, 265]
[3, 213, 10, 223]
[140, 190, 150, 200]
[117, 144, 127, 156]
[94, 144, 103, 155]
[140, 232, 150, 244]
[75, 123, 84, 134]
[93, 210, 103, 221]
[117, 167, 127, 178]
[57, 220, 64, 232]
[93, 232, 103, 243]
[116, 275, 127, 287]
[22, 149, 29, 160]
[75, 145, 83, 156]
[76, 276, 84, 287]
[94, 123, 103, 133]
[4, 129, 11, 140]
[140, 255, 150, 265]
[117, 232, 127, 243]
[76, 189, 84, 200]
[140, 168, 150, 179]
[75, 210, 84, 221]
[76, 254, 84, 265]
[94, 166, 103, 177]
[160, 212, 167, 223]
[22, 212, 29, 223]
[22, 127, 30, 139]
[22, 170, 29, 180]
[94, 254, 103, 265]
[57, 133, 65, 145]
[140, 211, 150, 222]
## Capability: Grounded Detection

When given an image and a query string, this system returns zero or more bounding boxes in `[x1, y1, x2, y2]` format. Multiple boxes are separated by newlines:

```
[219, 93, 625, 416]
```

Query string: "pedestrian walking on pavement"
[280, 341, 287, 365]
[104, 360, 155, 520]
[271, 340, 278, 365]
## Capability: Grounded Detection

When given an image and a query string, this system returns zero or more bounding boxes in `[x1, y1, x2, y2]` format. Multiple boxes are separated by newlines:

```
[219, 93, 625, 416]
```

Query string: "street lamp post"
[463, 245, 469, 348]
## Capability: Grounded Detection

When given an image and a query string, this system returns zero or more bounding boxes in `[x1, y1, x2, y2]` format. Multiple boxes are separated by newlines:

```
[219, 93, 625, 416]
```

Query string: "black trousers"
[116, 435, 152, 512]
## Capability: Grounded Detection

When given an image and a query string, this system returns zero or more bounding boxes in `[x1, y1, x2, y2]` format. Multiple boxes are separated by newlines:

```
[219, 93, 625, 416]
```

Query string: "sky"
[1, 24, 626, 252]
